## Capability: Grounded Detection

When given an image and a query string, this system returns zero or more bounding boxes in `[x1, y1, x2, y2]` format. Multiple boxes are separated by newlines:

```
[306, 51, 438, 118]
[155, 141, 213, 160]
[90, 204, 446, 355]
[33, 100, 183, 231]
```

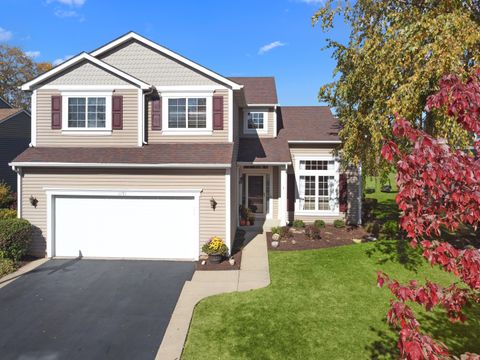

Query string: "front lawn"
[183, 243, 480, 359]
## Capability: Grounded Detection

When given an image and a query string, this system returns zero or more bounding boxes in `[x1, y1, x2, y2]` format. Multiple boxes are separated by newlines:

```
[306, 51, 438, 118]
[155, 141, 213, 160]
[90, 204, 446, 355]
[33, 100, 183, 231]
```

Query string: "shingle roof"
[0, 108, 23, 123]
[277, 106, 340, 142]
[237, 138, 291, 164]
[228, 77, 278, 105]
[12, 143, 233, 166]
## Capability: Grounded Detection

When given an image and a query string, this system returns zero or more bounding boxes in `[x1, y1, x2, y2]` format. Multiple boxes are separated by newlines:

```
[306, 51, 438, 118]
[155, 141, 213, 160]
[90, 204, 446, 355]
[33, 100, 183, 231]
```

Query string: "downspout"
[11, 165, 22, 218]
[143, 87, 155, 145]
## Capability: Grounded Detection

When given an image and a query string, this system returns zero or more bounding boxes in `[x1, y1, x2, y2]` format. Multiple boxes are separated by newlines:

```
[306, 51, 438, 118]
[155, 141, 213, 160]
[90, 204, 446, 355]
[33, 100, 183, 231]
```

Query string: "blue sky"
[0, 0, 349, 105]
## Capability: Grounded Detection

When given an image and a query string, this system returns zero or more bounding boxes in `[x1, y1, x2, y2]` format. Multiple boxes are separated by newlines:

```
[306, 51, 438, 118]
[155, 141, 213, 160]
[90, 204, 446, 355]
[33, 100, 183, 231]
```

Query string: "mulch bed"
[195, 249, 242, 271]
[267, 225, 370, 251]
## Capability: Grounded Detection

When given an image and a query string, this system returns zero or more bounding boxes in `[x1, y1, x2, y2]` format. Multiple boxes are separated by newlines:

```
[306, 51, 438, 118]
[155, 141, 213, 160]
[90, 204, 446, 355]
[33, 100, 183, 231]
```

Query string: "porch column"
[280, 164, 288, 226]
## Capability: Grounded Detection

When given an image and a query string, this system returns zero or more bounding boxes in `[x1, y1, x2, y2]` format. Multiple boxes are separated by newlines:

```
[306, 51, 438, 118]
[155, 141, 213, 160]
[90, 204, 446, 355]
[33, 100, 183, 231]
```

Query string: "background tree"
[0, 45, 52, 109]
[312, 0, 480, 176]
[378, 69, 480, 359]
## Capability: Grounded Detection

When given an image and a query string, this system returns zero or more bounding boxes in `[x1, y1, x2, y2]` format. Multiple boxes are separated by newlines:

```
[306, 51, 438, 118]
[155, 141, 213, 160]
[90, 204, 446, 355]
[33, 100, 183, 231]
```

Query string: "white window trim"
[61, 91, 113, 133]
[161, 91, 213, 135]
[243, 108, 268, 135]
[295, 156, 340, 216]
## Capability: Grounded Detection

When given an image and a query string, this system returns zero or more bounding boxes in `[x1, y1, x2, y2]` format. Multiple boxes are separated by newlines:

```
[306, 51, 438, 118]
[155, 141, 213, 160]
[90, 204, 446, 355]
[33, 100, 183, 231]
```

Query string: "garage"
[51, 191, 200, 260]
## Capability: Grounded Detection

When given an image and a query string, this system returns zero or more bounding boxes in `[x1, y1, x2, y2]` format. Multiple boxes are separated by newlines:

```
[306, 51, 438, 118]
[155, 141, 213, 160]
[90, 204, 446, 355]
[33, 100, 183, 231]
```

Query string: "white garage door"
[54, 195, 198, 260]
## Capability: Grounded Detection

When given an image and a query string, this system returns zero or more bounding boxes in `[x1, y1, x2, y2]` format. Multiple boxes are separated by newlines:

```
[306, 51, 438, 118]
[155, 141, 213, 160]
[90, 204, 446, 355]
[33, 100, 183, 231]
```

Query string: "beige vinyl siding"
[39, 60, 132, 86]
[35, 89, 138, 147]
[21, 168, 226, 257]
[146, 89, 229, 143]
[98, 39, 222, 86]
[289, 145, 336, 165]
[240, 107, 275, 138]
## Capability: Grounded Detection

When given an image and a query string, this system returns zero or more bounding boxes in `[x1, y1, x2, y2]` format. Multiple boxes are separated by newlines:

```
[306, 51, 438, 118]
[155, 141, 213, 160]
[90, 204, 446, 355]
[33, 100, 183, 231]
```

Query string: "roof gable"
[228, 77, 278, 105]
[91, 32, 242, 90]
[21, 53, 150, 90]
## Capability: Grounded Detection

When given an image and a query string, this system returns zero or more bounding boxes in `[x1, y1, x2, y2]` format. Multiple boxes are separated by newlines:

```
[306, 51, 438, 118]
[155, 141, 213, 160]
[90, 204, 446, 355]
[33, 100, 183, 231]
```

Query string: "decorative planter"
[208, 254, 223, 264]
[271, 240, 279, 248]
[240, 219, 247, 226]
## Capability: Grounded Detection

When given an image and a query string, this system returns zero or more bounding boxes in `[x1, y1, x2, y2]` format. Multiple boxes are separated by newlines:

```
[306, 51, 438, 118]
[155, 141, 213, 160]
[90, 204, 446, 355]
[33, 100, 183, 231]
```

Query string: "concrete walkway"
[155, 232, 270, 360]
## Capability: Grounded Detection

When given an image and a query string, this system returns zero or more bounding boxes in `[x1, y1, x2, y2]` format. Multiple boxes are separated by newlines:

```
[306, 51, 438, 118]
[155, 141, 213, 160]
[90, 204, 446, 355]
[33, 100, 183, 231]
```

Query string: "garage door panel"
[54, 196, 197, 260]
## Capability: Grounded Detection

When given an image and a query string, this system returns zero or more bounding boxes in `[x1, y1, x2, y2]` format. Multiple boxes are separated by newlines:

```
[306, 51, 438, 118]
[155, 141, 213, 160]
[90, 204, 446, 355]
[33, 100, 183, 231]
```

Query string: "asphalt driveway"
[0, 259, 195, 360]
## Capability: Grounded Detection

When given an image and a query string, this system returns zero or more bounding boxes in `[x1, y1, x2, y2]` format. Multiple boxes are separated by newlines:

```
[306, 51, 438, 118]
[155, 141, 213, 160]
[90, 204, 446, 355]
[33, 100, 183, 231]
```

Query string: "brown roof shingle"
[12, 143, 233, 166]
[0, 108, 23, 123]
[277, 106, 340, 142]
[237, 138, 291, 164]
[228, 77, 278, 105]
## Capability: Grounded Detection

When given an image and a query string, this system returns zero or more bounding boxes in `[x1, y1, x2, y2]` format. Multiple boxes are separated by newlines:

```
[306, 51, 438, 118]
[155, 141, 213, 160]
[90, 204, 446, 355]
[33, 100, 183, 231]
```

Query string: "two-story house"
[12, 32, 361, 260]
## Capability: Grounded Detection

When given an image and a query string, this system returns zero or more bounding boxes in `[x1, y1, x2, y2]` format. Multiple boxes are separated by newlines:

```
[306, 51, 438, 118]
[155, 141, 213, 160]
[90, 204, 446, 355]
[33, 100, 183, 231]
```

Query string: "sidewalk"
[156, 231, 270, 360]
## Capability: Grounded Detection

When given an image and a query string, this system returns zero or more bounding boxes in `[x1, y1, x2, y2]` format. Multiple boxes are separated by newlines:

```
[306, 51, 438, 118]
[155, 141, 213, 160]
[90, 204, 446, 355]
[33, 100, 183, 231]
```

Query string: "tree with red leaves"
[378, 69, 480, 360]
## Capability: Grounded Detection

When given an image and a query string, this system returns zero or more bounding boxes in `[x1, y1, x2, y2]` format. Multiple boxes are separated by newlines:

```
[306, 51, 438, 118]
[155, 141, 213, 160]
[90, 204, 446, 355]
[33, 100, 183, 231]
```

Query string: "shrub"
[201, 236, 228, 256]
[278, 226, 293, 240]
[365, 221, 381, 237]
[0, 183, 14, 209]
[333, 219, 346, 228]
[271, 226, 281, 235]
[0, 258, 17, 277]
[380, 220, 399, 240]
[314, 220, 326, 229]
[292, 219, 305, 228]
[0, 209, 16, 220]
[304, 225, 321, 240]
[0, 218, 32, 261]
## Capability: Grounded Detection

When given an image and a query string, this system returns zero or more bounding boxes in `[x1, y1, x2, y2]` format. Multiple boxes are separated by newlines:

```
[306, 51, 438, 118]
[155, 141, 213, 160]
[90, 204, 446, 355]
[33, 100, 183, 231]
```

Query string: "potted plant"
[201, 236, 228, 264]
[248, 215, 255, 226]
[239, 205, 250, 226]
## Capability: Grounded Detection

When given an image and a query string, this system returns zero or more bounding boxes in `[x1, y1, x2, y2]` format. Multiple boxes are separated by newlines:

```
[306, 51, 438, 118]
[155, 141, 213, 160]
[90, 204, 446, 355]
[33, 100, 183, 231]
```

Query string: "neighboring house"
[0, 97, 30, 192]
[12, 32, 361, 260]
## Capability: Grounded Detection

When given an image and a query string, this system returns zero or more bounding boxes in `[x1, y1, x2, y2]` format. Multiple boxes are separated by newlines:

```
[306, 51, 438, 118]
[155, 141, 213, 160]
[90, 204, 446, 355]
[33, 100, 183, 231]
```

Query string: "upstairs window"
[67, 97, 106, 129]
[168, 98, 207, 129]
[247, 112, 264, 129]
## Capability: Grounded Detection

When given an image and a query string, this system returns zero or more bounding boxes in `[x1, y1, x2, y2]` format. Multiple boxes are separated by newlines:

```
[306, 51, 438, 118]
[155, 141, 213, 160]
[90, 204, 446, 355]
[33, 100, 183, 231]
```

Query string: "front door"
[247, 175, 265, 215]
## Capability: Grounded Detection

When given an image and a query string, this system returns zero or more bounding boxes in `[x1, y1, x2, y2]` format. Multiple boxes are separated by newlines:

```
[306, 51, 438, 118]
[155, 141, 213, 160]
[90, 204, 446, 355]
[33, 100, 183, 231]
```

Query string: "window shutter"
[212, 96, 224, 130]
[112, 95, 123, 130]
[287, 173, 296, 212]
[339, 173, 348, 212]
[51, 95, 62, 129]
[152, 98, 162, 130]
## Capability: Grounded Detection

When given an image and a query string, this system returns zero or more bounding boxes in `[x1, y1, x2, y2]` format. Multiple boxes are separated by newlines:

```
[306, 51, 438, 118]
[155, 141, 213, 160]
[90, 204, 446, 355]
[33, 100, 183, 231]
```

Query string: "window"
[67, 97, 106, 129]
[247, 112, 264, 129]
[297, 158, 339, 213]
[168, 97, 207, 129]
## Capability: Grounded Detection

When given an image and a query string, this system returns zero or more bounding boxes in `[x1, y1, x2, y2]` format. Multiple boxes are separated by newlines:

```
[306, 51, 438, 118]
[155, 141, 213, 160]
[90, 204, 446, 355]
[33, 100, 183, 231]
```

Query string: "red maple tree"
[378, 69, 480, 360]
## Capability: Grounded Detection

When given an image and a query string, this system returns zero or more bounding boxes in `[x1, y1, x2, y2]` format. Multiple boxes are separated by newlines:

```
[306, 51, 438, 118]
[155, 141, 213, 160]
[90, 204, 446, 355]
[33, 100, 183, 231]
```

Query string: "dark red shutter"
[51, 95, 62, 129]
[212, 96, 223, 130]
[152, 98, 162, 130]
[339, 173, 348, 212]
[287, 174, 296, 212]
[112, 95, 123, 130]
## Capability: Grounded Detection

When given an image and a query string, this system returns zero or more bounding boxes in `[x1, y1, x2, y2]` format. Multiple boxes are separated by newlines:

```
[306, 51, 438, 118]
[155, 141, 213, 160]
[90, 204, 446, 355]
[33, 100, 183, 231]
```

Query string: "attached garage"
[49, 190, 200, 260]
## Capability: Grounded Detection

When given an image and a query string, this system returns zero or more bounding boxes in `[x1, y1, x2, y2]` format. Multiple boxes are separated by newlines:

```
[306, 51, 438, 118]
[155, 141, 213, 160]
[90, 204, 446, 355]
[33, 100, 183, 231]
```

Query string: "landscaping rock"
[272, 233, 281, 241]
[352, 238, 362, 244]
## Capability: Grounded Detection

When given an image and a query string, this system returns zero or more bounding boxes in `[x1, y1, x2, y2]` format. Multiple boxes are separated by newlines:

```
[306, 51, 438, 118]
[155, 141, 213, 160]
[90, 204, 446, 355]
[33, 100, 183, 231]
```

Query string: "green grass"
[183, 243, 480, 359]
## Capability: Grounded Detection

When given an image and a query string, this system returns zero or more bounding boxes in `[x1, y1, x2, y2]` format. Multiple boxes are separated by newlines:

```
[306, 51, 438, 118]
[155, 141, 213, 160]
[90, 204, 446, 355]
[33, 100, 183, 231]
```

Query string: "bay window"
[297, 158, 339, 213]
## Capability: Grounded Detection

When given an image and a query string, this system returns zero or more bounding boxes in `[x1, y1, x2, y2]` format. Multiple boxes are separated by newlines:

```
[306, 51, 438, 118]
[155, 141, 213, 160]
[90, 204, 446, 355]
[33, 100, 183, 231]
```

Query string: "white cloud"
[0, 27, 13, 42]
[48, 0, 86, 6]
[53, 54, 73, 66]
[54, 9, 78, 18]
[258, 41, 286, 55]
[25, 51, 41, 58]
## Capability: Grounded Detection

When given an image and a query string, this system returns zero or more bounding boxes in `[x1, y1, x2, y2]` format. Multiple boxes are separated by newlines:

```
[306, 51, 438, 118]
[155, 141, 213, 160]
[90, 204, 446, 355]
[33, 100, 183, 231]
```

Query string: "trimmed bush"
[314, 220, 326, 229]
[0, 183, 14, 209]
[0, 218, 32, 261]
[278, 226, 293, 240]
[380, 220, 399, 240]
[0, 258, 17, 277]
[271, 226, 281, 235]
[333, 219, 346, 229]
[292, 219, 305, 228]
[0, 209, 17, 220]
[365, 221, 381, 237]
[304, 225, 321, 240]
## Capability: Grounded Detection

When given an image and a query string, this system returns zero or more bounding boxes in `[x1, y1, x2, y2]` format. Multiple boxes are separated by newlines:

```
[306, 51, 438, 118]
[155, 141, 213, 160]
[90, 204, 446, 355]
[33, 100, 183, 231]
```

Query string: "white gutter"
[237, 161, 291, 166]
[288, 140, 342, 144]
[9, 162, 231, 169]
